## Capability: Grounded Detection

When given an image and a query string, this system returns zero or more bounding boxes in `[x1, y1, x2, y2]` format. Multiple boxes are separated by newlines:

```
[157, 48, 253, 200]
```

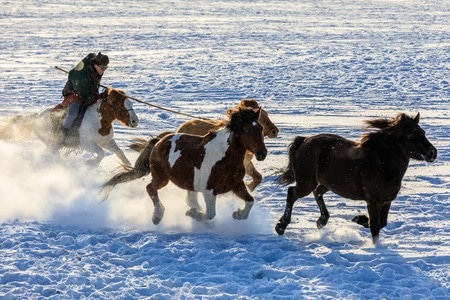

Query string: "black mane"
[360, 113, 412, 145]
[274, 111, 436, 241]
[227, 108, 259, 131]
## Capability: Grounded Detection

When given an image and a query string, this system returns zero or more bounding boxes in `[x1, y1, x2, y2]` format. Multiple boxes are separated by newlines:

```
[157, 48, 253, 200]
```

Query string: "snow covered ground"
[0, 0, 449, 298]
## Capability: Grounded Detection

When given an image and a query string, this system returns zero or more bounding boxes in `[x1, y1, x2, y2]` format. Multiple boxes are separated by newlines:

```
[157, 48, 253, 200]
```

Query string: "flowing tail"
[0, 113, 38, 140]
[101, 137, 160, 200]
[129, 132, 173, 152]
[276, 136, 306, 186]
[128, 136, 149, 152]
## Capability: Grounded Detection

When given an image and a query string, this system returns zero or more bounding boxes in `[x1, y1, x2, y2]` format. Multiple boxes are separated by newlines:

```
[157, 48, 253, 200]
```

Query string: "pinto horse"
[0, 87, 139, 167]
[102, 108, 267, 224]
[275, 113, 437, 242]
[177, 99, 278, 191]
[130, 99, 278, 191]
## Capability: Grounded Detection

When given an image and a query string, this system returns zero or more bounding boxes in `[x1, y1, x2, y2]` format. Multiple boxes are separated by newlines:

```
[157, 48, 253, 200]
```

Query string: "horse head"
[258, 108, 279, 138]
[227, 107, 267, 161]
[366, 112, 437, 162]
[103, 88, 139, 128]
[228, 99, 279, 138]
[397, 113, 437, 162]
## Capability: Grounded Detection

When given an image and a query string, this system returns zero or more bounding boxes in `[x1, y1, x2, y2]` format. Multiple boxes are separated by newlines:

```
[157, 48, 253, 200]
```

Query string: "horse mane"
[360, 113, 413, 144]
[226, 108, 259, 132]
[107, 87, 127, 98]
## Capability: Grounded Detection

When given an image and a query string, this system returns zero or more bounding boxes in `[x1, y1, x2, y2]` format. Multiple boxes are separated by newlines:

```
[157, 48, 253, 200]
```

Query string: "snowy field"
[0, 0, 449, 298]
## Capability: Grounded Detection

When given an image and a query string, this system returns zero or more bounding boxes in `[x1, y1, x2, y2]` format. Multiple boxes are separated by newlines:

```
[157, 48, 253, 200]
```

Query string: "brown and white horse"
[0, 87, 139, 167]
[101, 108, 267, 224]
[130, 99, 278, 190]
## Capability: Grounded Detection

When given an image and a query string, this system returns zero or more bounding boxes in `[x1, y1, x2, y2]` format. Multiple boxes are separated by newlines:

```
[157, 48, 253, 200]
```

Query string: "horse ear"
[399, 113, 407, 121]
[255, 107, 262, 117]
[414, 112, 420, 124]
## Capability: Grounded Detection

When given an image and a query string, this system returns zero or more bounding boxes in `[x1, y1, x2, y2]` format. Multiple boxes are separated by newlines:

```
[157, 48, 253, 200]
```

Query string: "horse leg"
[146, 182, 166, 225]
[367, 202, 382, 243]
[352, 201, 390, 230]
[81, 142, 105, 167]
[275, 185, 310, 235]
[352, 214, 370, 228]
[186, 191, 201, 211]
[103, 139, 131, 166]
[380, 202, 391, 229]
[313, 185, 330, 229]
[186, 190, 216, 221]
[146, 170, 169, 225]
[204, 190, 217, 220]
[231, 181, 254, 220]
[244, 152, 262, 191]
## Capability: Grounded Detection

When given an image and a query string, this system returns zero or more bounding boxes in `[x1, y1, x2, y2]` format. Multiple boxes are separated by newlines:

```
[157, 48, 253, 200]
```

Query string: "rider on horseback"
[53, 52, 109, 145]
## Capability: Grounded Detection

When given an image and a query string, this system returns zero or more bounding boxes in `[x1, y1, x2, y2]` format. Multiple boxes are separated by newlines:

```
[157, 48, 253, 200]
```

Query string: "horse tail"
[129, 137, 148, 152]
[101, 137, 160, 200]
[129, 132, 173, 152]
[0, 113, 38, 140]
[276, 136, 306, 186]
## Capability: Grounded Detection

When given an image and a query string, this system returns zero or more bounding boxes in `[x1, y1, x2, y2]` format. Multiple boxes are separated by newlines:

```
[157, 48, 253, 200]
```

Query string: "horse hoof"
[152, 206, 165, 225]
[317, 221, 324, 229]
[352, 215, 370, 228]
[186, 208, 197, 218]
[232, 210, 248, 220]
[371, 234, 380, 244]
[275, 223, 285, 235]
[152, 216, 162, 225]
[316, 216, 329, 229]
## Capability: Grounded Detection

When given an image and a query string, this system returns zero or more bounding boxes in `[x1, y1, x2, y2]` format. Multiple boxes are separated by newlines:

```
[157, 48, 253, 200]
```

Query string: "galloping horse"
[275, 113, 437, 242]
[0, 87, 139, 167]
[102, 108, 267, 224]
[130, 99, 278, 191]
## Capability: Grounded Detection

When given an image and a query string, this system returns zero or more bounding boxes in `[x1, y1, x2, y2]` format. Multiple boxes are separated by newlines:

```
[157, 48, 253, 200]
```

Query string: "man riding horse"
[52, 52, 109, 145]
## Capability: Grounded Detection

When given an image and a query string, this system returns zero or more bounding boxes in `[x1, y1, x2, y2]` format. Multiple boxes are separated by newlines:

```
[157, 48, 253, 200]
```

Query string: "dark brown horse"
[102, 108, 267, 224]
[275, 113, 437, 242]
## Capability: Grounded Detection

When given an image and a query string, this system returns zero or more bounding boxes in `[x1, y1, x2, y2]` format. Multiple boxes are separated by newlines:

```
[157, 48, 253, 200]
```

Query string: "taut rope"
[54, 65, 215, 122]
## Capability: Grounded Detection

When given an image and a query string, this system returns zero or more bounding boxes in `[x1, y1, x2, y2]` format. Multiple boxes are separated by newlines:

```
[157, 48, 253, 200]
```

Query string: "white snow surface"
[1, 0, 449, 299]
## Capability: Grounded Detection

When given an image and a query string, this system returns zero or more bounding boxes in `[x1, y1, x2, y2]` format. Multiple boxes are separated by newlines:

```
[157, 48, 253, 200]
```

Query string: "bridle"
[98, 97, 134, 116]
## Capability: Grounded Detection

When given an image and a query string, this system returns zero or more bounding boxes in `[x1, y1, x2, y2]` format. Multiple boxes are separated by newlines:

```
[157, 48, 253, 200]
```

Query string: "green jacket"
[62, 53, 103, 106]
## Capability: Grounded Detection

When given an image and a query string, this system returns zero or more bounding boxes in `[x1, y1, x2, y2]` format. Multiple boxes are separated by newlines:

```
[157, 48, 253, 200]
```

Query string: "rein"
[54, 66, 215, 123]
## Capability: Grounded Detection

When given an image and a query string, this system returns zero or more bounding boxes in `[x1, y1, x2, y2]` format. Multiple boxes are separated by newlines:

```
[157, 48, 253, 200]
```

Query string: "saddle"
[50, 90, 107, 148]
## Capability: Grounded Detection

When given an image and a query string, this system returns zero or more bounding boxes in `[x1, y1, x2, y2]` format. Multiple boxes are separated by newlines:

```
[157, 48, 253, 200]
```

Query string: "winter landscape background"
[0, 0, 449, 298]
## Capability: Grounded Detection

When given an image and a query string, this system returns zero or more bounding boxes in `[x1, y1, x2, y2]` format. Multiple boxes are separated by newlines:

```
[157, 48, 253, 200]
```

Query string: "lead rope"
[54, 66, 216, 123]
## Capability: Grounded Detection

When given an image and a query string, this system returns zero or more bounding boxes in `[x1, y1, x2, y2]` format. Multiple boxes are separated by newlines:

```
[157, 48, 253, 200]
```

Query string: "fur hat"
[91, 52, 109, 66]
